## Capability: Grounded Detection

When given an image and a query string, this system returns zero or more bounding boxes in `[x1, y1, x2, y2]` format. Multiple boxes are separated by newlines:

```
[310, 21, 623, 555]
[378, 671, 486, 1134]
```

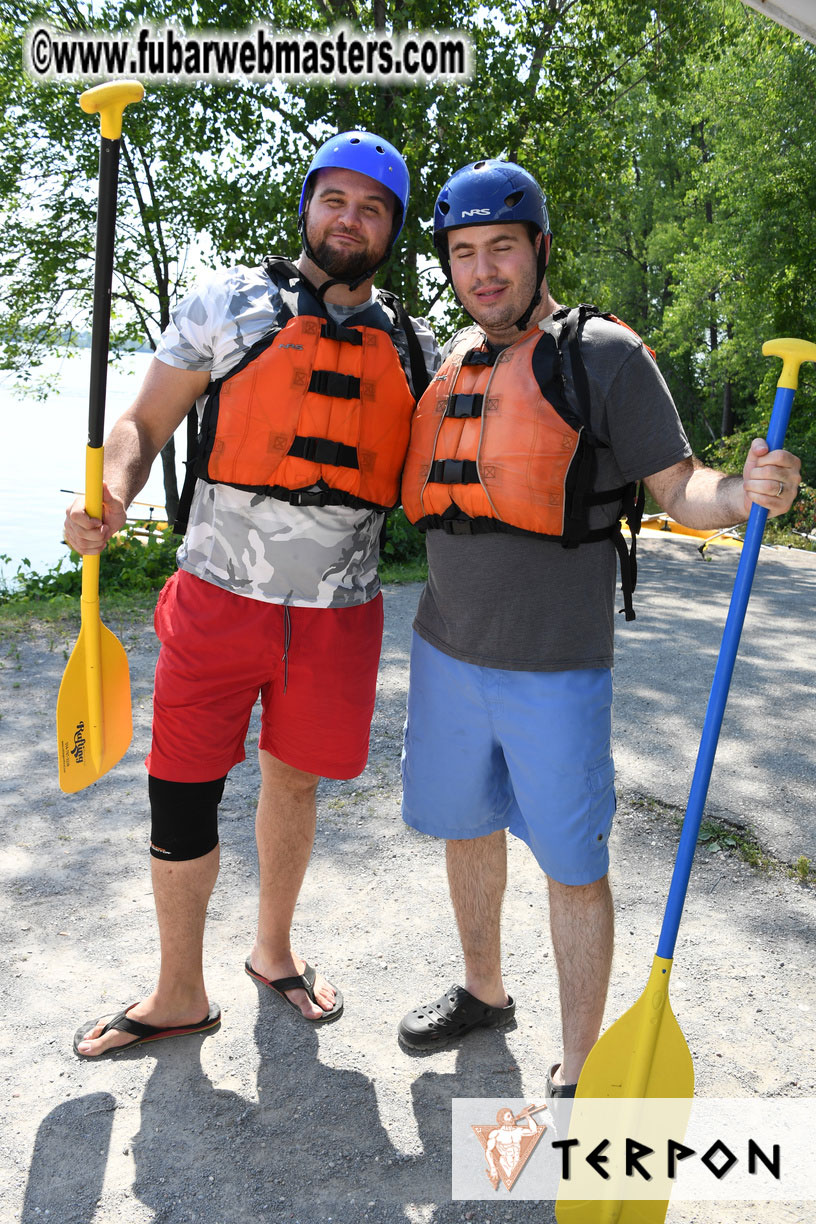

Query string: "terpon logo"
[471, 1103, 547, 1192]
[70, 721, 86, 763]
[452, 1097, 809, 1204]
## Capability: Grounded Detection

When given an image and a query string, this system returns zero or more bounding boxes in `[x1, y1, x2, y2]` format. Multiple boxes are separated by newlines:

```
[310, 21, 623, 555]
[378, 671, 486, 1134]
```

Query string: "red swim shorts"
[146, 570, 384, 783]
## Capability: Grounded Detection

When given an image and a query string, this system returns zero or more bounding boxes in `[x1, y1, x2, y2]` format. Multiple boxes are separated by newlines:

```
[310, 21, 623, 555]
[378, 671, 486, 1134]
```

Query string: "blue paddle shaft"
[657, 385, 795, 960]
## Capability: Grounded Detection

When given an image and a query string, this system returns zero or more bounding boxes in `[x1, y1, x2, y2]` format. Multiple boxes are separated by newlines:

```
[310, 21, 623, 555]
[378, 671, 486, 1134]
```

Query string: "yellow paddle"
[555, 337, 816, 1224]
[56, 81, 144, 794]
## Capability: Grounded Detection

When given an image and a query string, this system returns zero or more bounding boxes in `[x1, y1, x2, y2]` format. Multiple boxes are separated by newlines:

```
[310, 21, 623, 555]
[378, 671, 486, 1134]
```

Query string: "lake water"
[0, 351, 188, 585]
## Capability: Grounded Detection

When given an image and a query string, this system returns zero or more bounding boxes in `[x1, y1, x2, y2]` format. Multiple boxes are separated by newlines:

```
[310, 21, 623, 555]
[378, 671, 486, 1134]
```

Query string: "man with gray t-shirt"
[65, 131, 438, 1057]
[396, 160, 800, 1098]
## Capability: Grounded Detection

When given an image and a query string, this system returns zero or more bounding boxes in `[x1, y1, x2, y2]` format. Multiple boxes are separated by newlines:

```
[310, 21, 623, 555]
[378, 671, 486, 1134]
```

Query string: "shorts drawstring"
[282, 605, 291, 694]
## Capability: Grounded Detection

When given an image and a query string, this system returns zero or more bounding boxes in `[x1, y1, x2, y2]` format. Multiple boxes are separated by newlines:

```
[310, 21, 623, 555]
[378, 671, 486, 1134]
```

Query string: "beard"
[309, 231, 377, 281]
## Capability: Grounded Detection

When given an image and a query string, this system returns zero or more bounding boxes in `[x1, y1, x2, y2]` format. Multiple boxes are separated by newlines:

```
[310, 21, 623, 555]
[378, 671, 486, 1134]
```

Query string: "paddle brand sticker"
[70, 721, 86, 764]
[470, 1103, 547, 1192]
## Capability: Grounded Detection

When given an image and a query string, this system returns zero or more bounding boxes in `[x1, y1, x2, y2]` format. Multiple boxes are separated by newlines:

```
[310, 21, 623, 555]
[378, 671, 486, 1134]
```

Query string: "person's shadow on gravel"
[126, 999, 415, 1223]
[21, 1092, 116, 1224]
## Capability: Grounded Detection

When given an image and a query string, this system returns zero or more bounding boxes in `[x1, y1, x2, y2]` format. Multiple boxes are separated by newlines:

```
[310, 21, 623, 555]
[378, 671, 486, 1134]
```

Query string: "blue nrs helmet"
[299, 130, 410, 242]
[433, 159, 552, 329]
[434, 159, 550, 278]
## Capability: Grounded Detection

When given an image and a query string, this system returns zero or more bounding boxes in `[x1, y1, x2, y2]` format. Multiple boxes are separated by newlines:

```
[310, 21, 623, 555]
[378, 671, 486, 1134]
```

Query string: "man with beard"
[66, 131, 438, 1056]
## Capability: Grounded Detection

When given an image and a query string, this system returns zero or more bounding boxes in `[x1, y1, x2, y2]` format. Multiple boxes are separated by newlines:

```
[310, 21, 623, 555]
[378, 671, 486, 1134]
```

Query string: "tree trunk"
[160, 439, 179, 526]
[721, 378, 734, 436]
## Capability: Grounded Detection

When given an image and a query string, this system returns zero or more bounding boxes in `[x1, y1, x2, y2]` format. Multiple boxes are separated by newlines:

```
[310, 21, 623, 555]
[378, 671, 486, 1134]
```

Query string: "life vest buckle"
[446, 394, 483, 418]
[287, 486, 330, 507]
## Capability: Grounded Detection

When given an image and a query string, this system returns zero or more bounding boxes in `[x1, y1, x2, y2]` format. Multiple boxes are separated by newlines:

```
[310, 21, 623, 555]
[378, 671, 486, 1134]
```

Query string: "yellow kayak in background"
[629, 514, 743, 550]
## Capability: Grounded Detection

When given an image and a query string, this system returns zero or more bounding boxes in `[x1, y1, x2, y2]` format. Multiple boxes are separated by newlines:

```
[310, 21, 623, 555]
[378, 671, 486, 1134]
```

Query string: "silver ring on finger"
[777, 480, 784, 498]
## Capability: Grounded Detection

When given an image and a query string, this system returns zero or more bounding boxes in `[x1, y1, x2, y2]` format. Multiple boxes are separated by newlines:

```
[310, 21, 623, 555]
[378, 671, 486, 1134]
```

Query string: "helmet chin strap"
[512, 237, 550, 331]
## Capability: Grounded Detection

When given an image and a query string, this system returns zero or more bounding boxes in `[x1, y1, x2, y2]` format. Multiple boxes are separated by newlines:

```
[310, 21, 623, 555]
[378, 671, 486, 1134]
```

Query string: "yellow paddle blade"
[57, 616, 132, 794]
[555, 957, 693, 1224]
[578, 957, 693, 1099]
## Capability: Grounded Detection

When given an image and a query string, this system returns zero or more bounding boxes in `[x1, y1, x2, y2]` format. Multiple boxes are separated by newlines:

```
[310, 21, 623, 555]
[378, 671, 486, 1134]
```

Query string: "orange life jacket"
[191, 259, 422, 514]
[401, 304, 649, 619]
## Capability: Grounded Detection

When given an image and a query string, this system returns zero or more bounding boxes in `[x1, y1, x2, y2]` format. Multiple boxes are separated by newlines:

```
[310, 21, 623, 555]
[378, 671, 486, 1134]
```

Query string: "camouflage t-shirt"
[155, 263, 438, 607]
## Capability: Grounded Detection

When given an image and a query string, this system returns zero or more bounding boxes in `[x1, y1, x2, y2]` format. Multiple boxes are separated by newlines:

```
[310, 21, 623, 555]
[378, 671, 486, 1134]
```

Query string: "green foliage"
[3, 0, 816, 513]
[0, 523, 179, 603]
[379, 507, 428, 581]
[561, 2, 816, 468]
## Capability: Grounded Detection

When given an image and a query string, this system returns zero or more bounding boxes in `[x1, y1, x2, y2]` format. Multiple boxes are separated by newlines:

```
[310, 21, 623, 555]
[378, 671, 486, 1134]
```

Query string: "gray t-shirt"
[414, 312, 692, 671]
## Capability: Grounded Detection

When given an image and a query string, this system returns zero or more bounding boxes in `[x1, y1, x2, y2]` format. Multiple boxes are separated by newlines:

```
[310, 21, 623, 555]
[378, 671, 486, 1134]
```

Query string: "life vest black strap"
[446, 393, 483, 418]
[417, 506, 618, 542]
[461, 346, 499, 367]
[287, 435, 359, 469]
[585, 484, 628, 506]
[308, 369, 361, 399]
[429, 459, 480, 484]
[320, 318, 363, 346]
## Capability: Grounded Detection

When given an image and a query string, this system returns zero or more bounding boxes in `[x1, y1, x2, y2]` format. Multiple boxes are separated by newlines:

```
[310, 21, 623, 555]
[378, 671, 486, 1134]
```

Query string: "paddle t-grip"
[657, 337, 816, 960]
[79, 80, 144, 140]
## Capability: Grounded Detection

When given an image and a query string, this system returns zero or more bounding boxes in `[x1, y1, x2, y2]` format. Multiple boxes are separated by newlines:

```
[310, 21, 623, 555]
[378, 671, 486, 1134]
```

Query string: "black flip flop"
[73, 1000, 221, 1058]
[245, 957, 344, 1023]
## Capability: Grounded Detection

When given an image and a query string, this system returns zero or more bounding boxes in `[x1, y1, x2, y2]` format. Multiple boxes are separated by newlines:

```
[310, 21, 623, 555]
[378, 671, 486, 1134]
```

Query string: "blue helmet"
[299, 130, 410, 241]
[433, 159, 552, 328]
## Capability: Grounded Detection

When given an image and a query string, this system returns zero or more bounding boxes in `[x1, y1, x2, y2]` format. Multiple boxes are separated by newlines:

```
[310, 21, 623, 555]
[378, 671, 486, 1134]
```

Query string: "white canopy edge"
[741, 0, 816, 44]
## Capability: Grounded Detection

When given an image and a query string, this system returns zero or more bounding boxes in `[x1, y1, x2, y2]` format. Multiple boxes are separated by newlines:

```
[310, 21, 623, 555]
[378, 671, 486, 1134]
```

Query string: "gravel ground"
[0, 577, 813, 1224]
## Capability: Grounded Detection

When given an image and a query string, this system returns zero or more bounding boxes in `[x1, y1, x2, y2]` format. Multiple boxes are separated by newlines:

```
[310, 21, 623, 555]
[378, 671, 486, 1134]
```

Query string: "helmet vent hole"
[376, 145, 385, 153]
[474, 160, 486, 170]
[504, 190, 524, 208]
[349, 137, 360, 144]
[438, 201, 450, 215]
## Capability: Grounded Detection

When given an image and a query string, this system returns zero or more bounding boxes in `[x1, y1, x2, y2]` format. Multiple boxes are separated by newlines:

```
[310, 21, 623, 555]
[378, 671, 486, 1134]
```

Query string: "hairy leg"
[446, 830, 511, 1008]
[249, 748, 335, 1019]
[548, 873, 614, 1084]
[76, 846, 220, 1056]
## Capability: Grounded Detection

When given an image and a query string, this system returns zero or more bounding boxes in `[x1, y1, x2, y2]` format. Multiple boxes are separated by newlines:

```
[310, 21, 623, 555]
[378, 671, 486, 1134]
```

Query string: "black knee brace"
[148, 775, 226, 861]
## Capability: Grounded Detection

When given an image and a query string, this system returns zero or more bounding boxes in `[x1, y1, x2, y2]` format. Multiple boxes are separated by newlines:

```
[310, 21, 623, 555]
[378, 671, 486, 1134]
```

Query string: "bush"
[0, 509, 429, 605]
[381, 507, 427, 567]
[0, 523, 180, 604]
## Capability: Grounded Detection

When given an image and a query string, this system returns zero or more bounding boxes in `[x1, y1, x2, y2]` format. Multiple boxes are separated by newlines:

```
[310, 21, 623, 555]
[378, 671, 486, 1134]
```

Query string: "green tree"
[6, 0, 813, 524]
[561, 1, 816, 476]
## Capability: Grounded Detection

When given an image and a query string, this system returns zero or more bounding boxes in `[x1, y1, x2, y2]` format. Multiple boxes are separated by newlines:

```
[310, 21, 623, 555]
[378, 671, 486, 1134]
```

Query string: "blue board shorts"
[401, 632, 616, 886]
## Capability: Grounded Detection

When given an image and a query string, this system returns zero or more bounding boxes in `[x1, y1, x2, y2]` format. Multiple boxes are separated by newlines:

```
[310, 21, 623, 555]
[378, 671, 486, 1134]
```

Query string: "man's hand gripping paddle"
[555, 337, 816, 1224]
[56, 81, 143, 793]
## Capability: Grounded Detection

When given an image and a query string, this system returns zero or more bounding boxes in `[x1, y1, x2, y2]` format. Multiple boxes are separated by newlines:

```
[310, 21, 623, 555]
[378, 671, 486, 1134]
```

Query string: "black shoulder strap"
[377, 289, 430, 399]
[557, 304, 597, 427]
[262, 254, 301, 285]
[556, 303, 644, 621]
[174, 418, 202, 535]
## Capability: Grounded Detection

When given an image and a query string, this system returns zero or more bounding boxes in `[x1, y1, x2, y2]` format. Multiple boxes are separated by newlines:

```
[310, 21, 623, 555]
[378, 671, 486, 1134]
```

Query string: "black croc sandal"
[545, 1062, 577, 1099]
[545, 1062, 577, 1135]
[398, 984, 515, 1050]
